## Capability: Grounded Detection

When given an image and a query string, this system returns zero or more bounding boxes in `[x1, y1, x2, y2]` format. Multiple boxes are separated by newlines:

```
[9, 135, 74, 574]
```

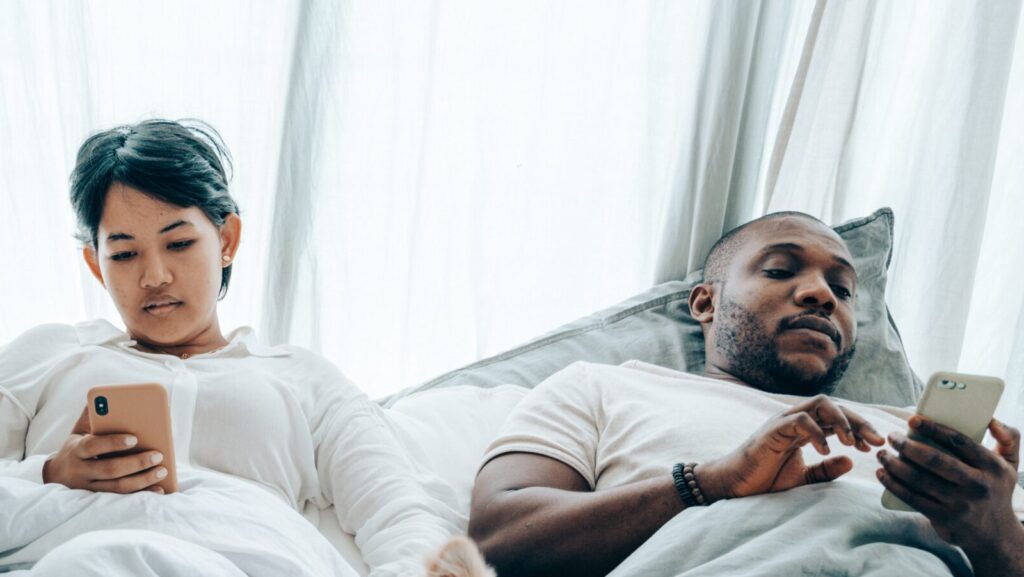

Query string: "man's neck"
[702, 363, 753, 388]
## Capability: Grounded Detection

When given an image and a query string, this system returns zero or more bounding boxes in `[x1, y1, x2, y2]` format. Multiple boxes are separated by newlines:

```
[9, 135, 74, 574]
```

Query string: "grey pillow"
[383, 207, 923, 408]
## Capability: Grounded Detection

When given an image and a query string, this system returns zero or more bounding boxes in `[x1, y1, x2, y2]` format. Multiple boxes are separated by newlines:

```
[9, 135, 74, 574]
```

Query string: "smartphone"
[881, 371, 1004, 511]
[87, 383, 178, 494]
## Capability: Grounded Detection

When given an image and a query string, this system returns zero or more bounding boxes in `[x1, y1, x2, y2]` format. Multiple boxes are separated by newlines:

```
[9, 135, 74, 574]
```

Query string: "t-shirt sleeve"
[301, 353, 463, 577]
[478, 361, 602, 489]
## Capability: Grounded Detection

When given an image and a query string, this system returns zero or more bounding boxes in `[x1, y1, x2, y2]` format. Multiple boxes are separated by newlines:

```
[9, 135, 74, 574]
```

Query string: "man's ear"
[688, 282, 716, 324]
[219, 213, 242, 266]
[83, 245, 105, 288]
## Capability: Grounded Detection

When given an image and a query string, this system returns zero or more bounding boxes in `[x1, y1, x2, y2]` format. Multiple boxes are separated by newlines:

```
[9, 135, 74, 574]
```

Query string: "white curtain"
[2, 1, 1023, 421]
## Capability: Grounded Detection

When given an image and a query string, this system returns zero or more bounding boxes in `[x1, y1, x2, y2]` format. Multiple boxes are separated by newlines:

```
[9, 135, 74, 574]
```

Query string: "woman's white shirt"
[0, 320, 462, 575]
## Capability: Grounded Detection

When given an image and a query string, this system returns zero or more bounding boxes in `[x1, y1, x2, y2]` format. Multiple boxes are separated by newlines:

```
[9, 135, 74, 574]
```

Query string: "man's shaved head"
[702, 211, 827, 286]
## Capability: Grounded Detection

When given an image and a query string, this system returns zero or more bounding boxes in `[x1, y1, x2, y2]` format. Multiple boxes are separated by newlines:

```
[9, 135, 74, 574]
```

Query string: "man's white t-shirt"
[481, 360, 1024, 516]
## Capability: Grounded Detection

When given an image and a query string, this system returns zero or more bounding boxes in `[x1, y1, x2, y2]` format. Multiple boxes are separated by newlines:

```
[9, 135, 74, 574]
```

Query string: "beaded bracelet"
[672, 462, 708, 507]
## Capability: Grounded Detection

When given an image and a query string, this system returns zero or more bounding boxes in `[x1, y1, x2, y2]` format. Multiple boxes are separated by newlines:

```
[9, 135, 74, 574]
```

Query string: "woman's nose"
[140, 257, 173, 288]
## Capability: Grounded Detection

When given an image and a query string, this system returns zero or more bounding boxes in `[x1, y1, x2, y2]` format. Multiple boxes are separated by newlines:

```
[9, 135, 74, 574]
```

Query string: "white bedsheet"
[0, 468, 359, 576]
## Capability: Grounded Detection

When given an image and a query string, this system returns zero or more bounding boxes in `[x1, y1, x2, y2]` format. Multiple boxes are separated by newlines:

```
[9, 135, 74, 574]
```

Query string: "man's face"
[707, 217, 858, 395]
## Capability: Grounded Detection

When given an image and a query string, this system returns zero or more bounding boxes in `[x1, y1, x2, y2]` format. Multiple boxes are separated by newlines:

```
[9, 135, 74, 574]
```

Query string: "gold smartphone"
[87, 383, 178, 494]
[881, 371, 1004, 512]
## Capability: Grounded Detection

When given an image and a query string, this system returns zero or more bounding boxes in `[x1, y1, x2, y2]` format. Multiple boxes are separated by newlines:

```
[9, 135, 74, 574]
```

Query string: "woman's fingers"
[84, 451, 164, 481]
[88, 465, 168, 494]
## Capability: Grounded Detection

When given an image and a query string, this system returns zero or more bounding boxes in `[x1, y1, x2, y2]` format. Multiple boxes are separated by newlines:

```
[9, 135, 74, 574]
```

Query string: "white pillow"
[386, 384, 529, 516]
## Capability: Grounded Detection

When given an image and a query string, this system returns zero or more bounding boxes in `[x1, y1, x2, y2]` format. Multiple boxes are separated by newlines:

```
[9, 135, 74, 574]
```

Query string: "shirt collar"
[74, 319, 290, 358]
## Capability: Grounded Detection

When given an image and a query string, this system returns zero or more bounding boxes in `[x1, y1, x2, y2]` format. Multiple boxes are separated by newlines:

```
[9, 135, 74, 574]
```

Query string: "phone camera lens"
[95, 396, 108, 416]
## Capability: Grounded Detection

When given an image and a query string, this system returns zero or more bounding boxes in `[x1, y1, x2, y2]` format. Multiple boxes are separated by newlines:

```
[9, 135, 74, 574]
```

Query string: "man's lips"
[784, 315, 840, 346]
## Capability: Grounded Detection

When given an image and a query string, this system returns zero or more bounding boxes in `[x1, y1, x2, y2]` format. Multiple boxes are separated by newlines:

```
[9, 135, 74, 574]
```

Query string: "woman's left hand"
[876, 416, 1021, 553]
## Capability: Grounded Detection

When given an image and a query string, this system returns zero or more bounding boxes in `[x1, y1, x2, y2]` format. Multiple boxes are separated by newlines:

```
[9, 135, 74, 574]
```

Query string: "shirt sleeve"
[0, 324, 72, 483]
[0, 389, 48, 482]
[478, 361, 602, 489]
[303, 354, 463, 577]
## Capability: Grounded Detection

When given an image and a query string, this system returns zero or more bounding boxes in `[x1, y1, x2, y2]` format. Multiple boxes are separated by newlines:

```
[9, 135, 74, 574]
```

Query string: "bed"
[310, 207, 1023, 574]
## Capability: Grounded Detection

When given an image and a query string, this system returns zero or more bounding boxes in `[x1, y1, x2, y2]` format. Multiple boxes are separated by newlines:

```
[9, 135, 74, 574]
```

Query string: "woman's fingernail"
[150, 453, 163, 465]
[156, 468, 168, 479]
[125, 436, 138, 447]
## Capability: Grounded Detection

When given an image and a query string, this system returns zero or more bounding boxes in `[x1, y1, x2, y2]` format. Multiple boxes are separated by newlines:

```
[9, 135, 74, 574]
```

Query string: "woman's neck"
[130, 323, 230, 359]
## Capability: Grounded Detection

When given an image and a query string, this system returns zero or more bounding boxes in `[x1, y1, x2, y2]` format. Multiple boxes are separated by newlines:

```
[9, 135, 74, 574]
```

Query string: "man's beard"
[713, 296, 856, 396]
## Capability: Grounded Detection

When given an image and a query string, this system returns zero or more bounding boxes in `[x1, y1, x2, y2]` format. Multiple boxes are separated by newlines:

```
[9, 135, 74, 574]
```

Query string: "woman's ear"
[219, 213, 242, 266]
[82, 245, 106, 288]
[688, 282, 716, 324]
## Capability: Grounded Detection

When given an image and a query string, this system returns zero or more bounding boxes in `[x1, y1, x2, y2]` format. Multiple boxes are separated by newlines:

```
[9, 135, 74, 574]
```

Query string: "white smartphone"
[881, 371, 1004, 512]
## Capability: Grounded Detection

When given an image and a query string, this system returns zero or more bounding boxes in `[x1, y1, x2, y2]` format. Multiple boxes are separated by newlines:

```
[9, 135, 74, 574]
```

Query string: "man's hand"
[701, 395, 885, 501]
[876, 416, 1021, 550]
[42, 407, 167, 494]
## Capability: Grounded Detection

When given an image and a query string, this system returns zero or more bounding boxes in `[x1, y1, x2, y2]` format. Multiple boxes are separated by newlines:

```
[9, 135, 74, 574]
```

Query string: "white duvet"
[609, 479, 972, 577]
[0, 468, 359, 576]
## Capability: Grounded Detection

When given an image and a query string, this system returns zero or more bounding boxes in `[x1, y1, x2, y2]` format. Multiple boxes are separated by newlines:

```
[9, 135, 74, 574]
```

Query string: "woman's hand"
[877, 417, 1022, 552]
[700, 395, 885, 502]
[42, 407, 167, 494]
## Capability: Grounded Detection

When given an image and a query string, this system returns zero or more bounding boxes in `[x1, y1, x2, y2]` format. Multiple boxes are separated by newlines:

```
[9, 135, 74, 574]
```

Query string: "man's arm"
[878, 416, 1024, 577]
[470, 395, 883, 577]
[469, 452, 688, 577]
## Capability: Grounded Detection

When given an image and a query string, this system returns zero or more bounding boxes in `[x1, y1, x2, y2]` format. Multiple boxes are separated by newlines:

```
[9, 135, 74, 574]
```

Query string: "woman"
[0, 120, 475, 577]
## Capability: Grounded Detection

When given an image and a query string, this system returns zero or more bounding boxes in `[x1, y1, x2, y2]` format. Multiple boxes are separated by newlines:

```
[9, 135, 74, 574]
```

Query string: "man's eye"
[832, 285, 852, 300]
[111, 252, 136, 262]
[764, 269, 793, 279]
[168, 240, 195, 250]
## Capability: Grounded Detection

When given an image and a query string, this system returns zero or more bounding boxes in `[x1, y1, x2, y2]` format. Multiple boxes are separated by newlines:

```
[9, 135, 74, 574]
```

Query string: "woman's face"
[84, 183, 240, 348]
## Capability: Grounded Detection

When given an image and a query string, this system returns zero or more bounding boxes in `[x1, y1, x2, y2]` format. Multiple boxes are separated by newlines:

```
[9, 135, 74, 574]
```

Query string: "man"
[468, 212, 1024, 577]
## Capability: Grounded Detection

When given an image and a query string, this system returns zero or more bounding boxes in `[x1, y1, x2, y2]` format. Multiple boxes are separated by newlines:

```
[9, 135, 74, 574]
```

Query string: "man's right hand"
[700, 395, 885, 501]
[41, 407, 167, 494]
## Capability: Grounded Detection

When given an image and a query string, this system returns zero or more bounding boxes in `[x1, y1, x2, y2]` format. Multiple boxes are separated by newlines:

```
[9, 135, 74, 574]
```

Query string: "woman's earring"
[222, 255, 232, 263]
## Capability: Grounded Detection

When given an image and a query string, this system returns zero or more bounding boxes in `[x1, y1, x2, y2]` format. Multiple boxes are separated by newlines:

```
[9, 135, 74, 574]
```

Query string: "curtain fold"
[652, 0, 814, 282]
[1, 1, 1022, 409]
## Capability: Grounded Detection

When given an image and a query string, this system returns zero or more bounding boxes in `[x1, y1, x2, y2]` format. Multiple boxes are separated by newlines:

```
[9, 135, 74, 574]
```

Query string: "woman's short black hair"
[70, 119, 240, 299]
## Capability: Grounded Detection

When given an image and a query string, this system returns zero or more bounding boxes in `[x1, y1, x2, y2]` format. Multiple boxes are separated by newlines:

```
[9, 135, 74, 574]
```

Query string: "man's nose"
[140, 256, 173, 289]
[794, 274, 836, 313]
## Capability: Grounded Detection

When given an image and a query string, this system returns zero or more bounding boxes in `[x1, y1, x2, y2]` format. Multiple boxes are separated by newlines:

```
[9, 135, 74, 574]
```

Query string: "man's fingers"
[989, 419, 1021, 471]
[74, 433, 139, 460]
[72, 406, 91, 435]
[810, 399, 855, 446]
[909, 416, 993, 469]
[877, 449, 960, 502]
[887, 432, 976, 487]
[88, 465, 169, 494]
[876, 466, 943, 517]
[804, 456, 852, 485]
[779, 413, 830, 455]
[840, 407, 885, 448]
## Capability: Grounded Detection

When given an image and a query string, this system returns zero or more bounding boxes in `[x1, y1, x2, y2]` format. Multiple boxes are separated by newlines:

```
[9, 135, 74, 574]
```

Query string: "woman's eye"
[764, 269, 793, 279]
[111, 252, 136, 262]
[168, 240, 195, 250]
